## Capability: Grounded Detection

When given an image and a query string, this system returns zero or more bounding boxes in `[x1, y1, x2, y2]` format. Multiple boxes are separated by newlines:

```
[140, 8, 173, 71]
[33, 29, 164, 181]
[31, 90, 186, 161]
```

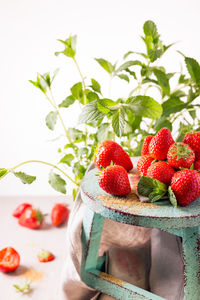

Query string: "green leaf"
[78, 147, 88, 157]
[143, 20, 159, 39]
[137, 176, 167, 202]
[91, 79, 101, 94]
[86, 91, 99, 102]
[56, 35, 77, 58]
[70, 82, 83, 100]
[73, 162, 86, 180]
[13, 172, 36, 184]
[0, 168, 7, 177]
[168, 186, 177, 208]
[60, 154, 74, 166]
[116, 60, 142, 73]
[48, 171, 66, 194]
[148, 49, 162, 63]
[112, 108, 125, 137]
[59, 95, 75, 108]
[79, 101, 105, 123]
[185, 57, 200, 83]
[127, 96, 162, 119]
[95, 58, 114, 74]
[97, 123, 110, 142]
[153, 68, 170, 96]
[45, 111, 58, 130]
[170, 90, 186, 98]
[162, 97, 186, 117]
[189, 109, 196, 119]
[117, 74, 129, 82]
[68, 128, 84, 141]
[154, 117, 172, 131]
[72, 188, 78, 201]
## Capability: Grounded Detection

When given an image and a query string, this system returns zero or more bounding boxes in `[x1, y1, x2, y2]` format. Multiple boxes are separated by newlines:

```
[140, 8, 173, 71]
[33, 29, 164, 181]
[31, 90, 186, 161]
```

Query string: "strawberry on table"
[167, 142, 195, 169]
[194, 160, 200, 171]
[0, 247, 20, 273]
[37, 250, 55, 263]
[137, 155, 155, 176]
[51, 203, 69, 227]
[183, 131, 200, 160]
[149, 128, 174, 159]
[171, 169, 200, 206]
[18, 207, 44, 229]
[98, 165, 131, 196]
[12, 203, 32, 218]
[141, 136, 153, 156]
[147, 161, 176, 186]
[94, 140, 133, 171]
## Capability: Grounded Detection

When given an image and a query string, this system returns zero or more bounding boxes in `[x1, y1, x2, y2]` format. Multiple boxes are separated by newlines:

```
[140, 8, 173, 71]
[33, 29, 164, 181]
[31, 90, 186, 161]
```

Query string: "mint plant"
[1, 20, 200, 199]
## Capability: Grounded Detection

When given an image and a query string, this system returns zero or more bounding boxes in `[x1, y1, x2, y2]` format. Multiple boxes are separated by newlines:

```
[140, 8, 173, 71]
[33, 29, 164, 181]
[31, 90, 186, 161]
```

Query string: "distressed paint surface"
[80, 170, 200, 299]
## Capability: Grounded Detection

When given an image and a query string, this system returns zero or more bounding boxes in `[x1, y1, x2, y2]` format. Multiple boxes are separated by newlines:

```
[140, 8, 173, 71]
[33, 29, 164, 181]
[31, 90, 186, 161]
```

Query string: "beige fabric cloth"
[60, 161, 184, 300]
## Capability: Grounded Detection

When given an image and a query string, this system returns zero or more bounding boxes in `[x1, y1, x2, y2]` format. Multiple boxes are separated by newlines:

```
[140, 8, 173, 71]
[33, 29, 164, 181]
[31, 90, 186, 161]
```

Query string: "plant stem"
[5, 160, 79, 186]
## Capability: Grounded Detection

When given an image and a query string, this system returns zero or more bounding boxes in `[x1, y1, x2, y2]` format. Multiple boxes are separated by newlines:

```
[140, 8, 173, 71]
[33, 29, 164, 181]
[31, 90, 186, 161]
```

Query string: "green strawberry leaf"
[45, 111, 58, 130]
[95, 58, 114, 74]
[168, 186, 178, 208]
[126, 96, 162, 119]
[137, 176, 167, 202]
[13, 172, 36, 184]
[59, 154, 74, 166]
[90, 79, 102, 94]
[48, 171, 66, 194]
[78, 101, 105, 123]
[185, 57, 200, 83]
[59, 95, 75, 108]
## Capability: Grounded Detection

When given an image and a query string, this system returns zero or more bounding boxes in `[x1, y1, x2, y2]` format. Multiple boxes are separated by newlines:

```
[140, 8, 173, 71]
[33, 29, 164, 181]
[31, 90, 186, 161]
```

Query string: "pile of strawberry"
[94, 128, 200, 208]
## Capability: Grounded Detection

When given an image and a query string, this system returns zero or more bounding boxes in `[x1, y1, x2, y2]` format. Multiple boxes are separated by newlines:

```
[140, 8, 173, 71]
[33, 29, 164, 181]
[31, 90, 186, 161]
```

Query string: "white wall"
[0, 0, 200, 195]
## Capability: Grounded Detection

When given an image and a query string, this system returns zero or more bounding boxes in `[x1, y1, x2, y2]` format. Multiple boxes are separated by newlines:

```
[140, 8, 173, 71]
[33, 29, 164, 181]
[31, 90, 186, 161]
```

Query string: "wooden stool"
[80, 168, 200, 300]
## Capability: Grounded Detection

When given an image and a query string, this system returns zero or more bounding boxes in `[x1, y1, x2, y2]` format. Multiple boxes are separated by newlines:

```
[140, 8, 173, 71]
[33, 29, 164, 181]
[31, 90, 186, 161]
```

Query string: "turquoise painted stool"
[80, 168, 200, 300]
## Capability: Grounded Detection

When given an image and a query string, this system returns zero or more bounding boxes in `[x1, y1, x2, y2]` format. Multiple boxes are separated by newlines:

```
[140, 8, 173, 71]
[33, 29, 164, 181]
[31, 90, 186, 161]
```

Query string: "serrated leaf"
[97, 123, 110, 142]
[143, 20, 158, 39]
[78, 101, 105, 123]
[60, 154, 74, 166]
[168, 186, 177, 208]
[117, 74, 129, 82]
[154, 117, 172, 131]
[13, 172, 36, 184]
[59, 95, 75, 108]
[185, 57, 200, 83]
[45, 111, 58, 130]
[112, 108, 125, 137]
[153, 68, 170, 96]
[91, 79, 101, 94]
[48, 171, 66, 194]
[137, 176, 167, 201]
[170, 90, 186, 98]
[126, 96, 162, 119]
[162, 97, 186, 117]
[70, 82, 83, 100]
[95, 58, 114, 74]
[148, 49, 163, 63]
[68, 128, 84, 140]
[86, 91, 99, 102]
[116, 60, 142, 73]
[0, 168, 7, 177]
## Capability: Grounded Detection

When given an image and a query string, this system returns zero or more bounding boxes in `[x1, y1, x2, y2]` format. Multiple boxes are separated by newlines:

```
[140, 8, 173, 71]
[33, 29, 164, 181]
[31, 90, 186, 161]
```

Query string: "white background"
[0, 0, 200, 195]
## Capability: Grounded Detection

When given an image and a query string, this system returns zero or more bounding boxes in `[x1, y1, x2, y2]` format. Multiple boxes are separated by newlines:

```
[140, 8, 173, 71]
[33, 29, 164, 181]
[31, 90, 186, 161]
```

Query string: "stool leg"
[182, 227, 200, 300]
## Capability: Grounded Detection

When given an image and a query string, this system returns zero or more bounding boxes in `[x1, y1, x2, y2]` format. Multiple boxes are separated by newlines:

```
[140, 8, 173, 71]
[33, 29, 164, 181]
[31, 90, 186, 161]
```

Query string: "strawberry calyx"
[13, 280, 31, 294]
[35, 210, 44, 225]
[171, 143, 194, 161]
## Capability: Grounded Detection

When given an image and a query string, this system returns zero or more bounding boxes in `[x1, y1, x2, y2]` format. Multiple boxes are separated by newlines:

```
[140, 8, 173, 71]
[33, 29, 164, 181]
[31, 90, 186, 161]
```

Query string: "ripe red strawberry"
[141, 136, 153, 156]
[94, 140, 133, 171]
[167, 142, 195, 169]
[137, 155, 155, 176]
[183, 132, 200, 160]
[194, 160, 200, 171]
[171, 169, 200, 206]
[51, 203, 69, 227]
[38, 250, 55, 263]
[98, 165, 131, 196]
[12, 203, 32, 218]
[18, 207, 44, 229]
[147, 161, 176, 186]
[149, 128, 174, 159]
[0, 247, 20, 273]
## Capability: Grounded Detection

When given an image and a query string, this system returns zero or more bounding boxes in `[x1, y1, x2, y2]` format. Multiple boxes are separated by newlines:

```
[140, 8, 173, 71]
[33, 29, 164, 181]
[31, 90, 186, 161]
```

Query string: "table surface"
[0, 195, 72, 300]
[81, 168, 200, 229]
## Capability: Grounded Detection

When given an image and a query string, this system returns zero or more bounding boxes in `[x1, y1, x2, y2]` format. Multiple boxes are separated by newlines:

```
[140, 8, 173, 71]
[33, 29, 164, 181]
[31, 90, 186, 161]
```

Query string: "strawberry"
[167, 142, 195, 169]
[147, 161, 176, 186]
[12, 203, 32, 218]
[0, 247, 20, 273]
[51, 203, 69, 227]
[149, 128, 174, 159]
[194, 160, 200, 171]
[141, 136, 153, 156]
[137, 155, 155, 176]
[171, 169, 200, 206]
[98, 165, 131, 196]
[37, 250, 55, 263]
[94, 140, 133, 171]
[183, 131, 200, 160]
[18, 207, 44, 229]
